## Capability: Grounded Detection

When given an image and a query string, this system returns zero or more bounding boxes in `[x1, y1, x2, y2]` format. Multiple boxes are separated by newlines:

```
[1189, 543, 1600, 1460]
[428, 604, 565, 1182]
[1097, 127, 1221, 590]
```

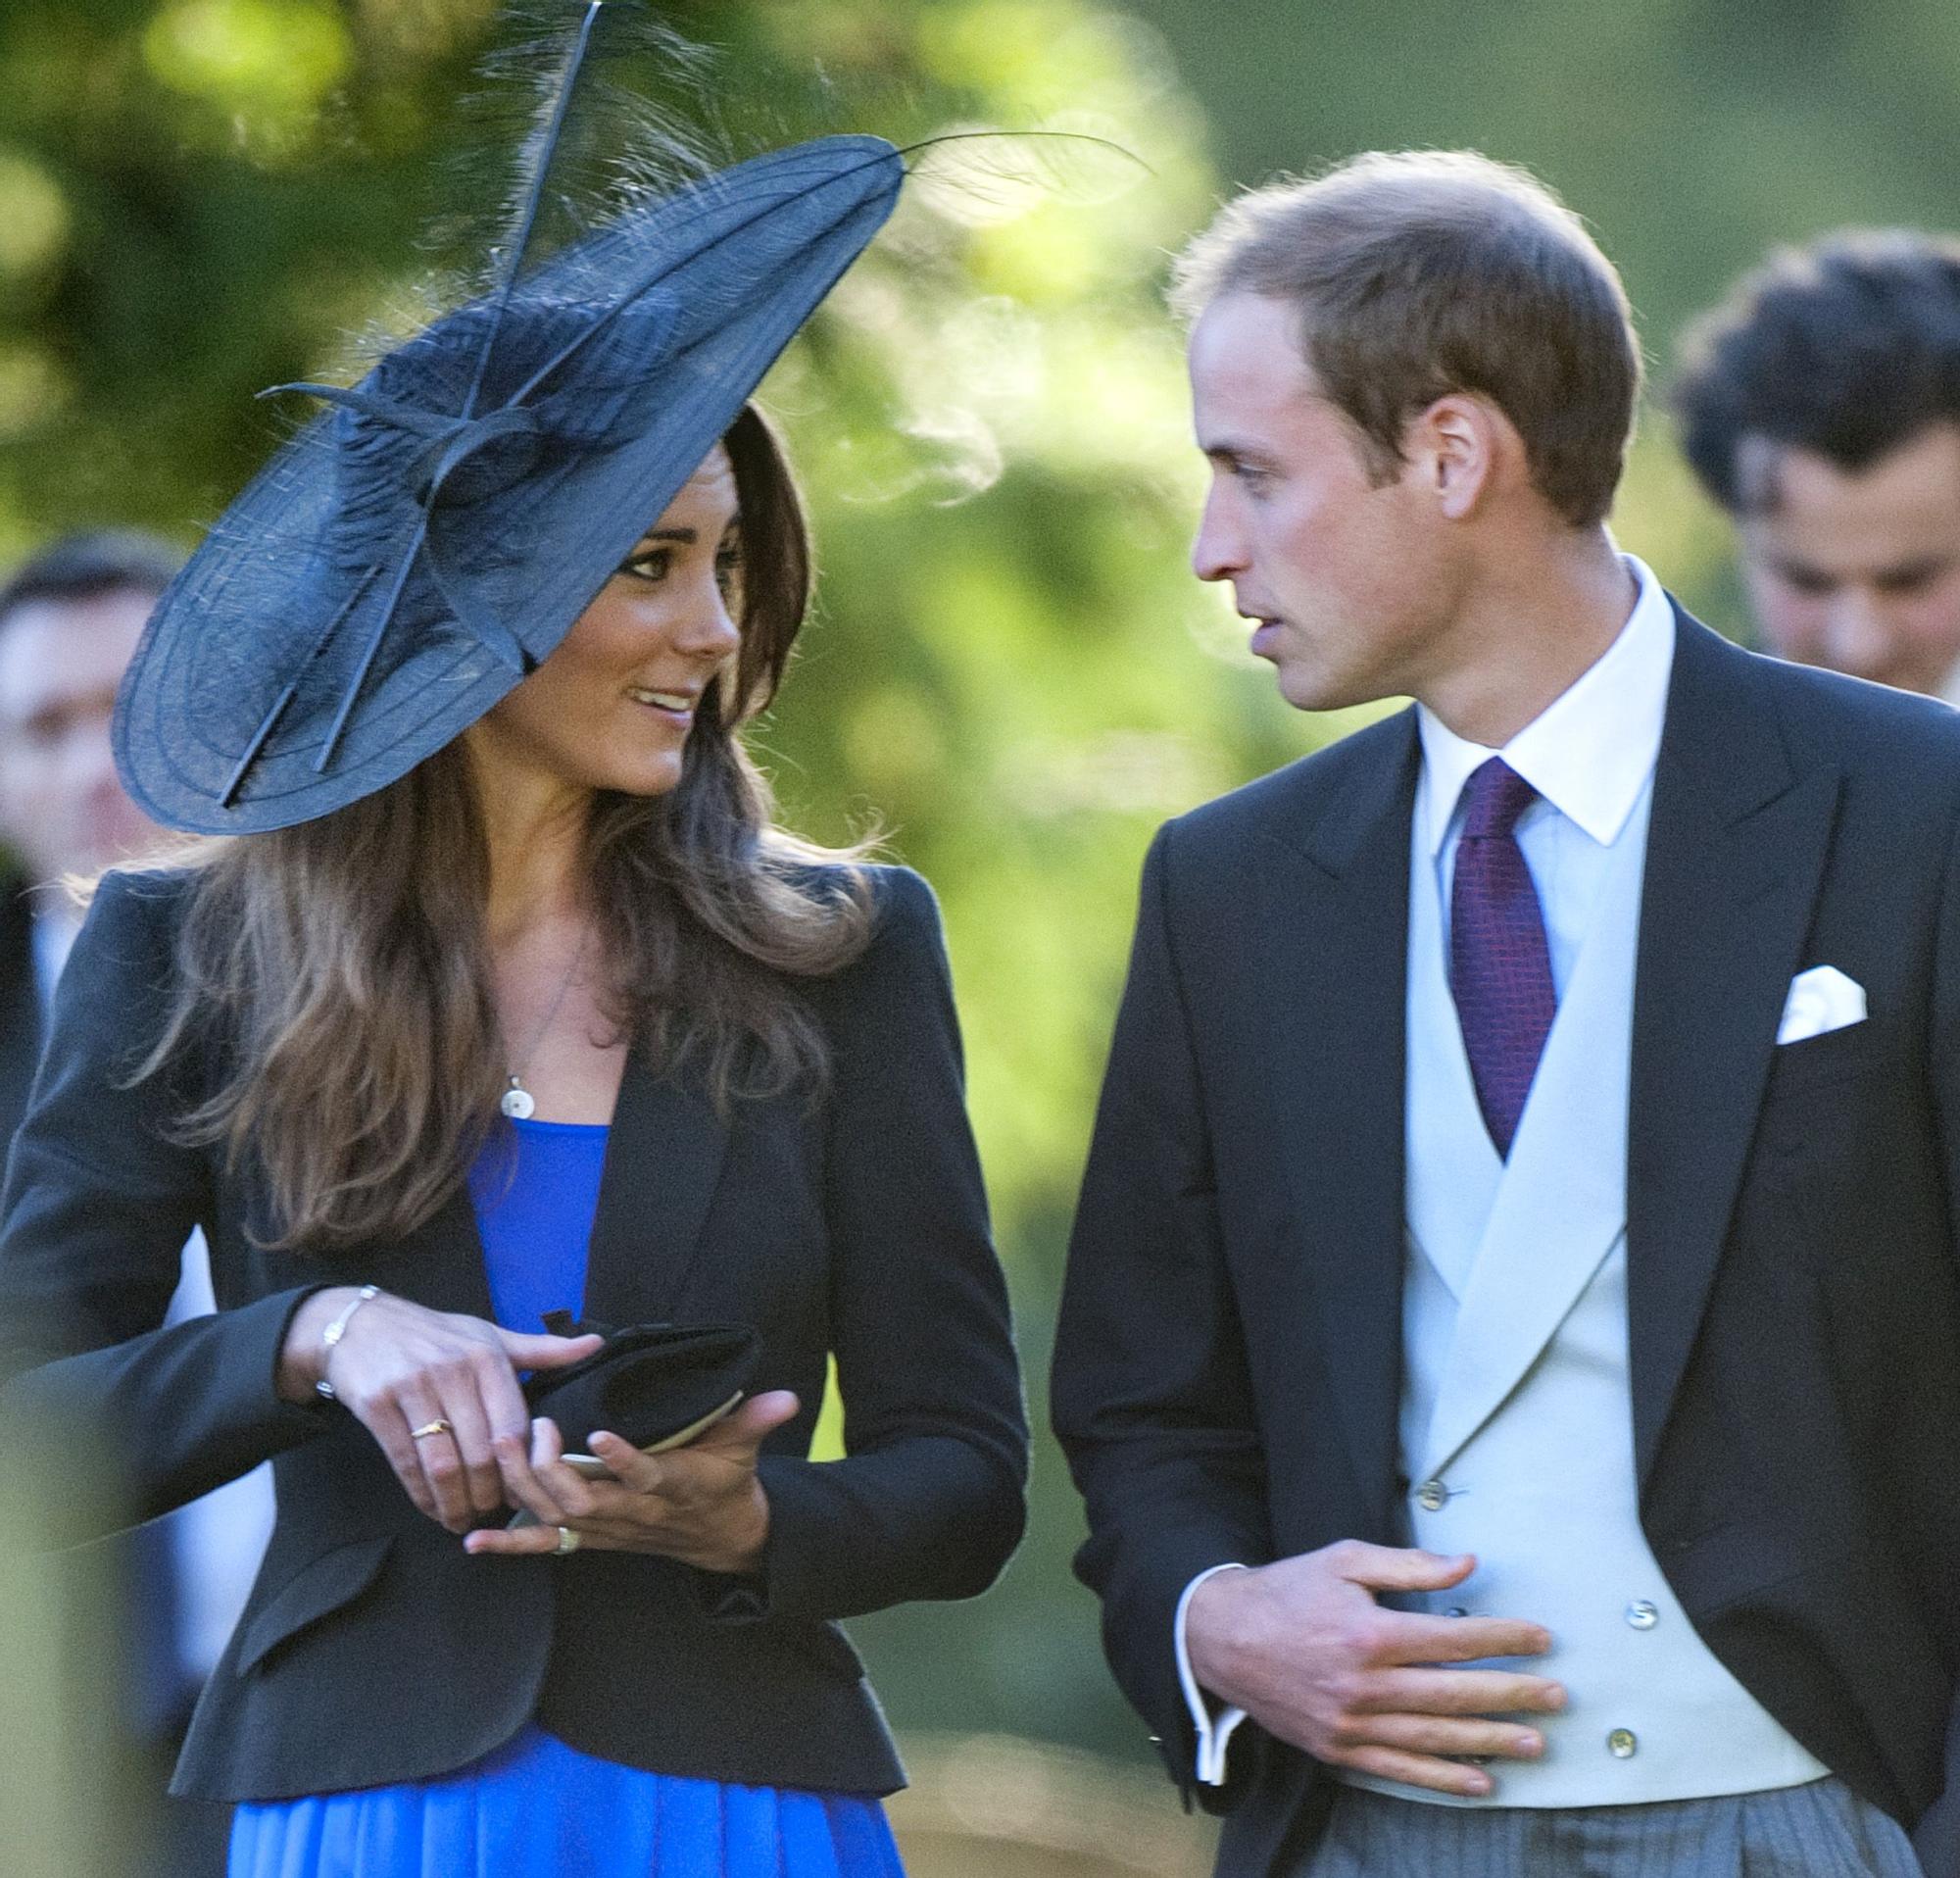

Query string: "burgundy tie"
[1448, 758, 1556, 1158]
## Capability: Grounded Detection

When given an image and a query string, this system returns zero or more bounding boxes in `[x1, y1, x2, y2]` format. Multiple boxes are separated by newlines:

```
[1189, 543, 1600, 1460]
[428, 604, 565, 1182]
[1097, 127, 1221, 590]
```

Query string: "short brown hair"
[1171, 151, 1642, 527]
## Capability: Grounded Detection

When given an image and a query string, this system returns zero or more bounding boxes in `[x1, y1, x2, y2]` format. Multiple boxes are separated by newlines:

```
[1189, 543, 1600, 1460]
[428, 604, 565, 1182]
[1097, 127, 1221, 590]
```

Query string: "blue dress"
[229, 1118, 905, 1878]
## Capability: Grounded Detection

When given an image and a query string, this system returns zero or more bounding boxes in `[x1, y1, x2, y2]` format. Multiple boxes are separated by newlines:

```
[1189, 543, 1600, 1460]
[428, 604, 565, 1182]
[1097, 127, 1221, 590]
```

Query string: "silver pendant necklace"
[500, 930, 589, 1120]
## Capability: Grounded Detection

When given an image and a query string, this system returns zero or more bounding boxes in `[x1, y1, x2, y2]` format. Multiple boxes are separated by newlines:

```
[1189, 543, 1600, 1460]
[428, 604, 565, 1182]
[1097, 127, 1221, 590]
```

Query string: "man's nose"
[1192, 486, 1246, 584]
[1818, 588, 1894, 680]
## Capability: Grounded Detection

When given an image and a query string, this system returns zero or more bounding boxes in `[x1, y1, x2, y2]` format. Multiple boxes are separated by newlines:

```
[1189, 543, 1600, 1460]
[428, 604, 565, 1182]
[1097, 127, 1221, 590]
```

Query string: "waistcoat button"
[1415, 1479, 1448, 1512]
[1625, 1600, 1659, 1630]
[1607, 1728, 1638, 1758]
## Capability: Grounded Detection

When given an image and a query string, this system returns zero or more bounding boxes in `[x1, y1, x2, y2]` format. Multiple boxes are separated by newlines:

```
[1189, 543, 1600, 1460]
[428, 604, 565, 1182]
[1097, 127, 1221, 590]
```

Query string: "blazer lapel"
[1262, 711, 1418, 1528]
[579, 1049, 730, 1325]
[1627, 612, 1839, 1487]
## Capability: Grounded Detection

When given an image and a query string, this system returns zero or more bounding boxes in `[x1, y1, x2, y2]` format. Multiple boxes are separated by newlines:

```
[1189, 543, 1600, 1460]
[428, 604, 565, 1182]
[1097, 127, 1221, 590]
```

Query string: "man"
[1054, 151, 1958, 1876]
[0, 531, 267, 1873]
[1672, 230, 1960, 699]
[0, 532, 173, 1137]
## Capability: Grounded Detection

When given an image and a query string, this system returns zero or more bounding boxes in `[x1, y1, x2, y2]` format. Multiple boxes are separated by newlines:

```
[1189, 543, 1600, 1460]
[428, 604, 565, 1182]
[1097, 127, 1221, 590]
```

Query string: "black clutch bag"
[524, 1311, 760, 1460]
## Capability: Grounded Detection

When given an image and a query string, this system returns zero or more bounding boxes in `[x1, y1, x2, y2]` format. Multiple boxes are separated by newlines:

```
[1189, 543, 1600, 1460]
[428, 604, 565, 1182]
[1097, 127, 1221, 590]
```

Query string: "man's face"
[1188, 293, 1454, 712]
[1736, 423, 1960, 698]
[0, 587, 161, 887]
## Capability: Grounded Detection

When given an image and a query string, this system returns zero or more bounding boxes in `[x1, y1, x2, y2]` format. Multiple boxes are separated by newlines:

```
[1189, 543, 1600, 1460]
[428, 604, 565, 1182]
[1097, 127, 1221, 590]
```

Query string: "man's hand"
[1186, 1540, 1564, 1798]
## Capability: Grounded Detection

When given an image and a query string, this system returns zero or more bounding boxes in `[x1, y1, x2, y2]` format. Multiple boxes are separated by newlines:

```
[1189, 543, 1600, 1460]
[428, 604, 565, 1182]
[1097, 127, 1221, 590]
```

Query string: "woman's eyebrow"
[637, 526, 698, 546]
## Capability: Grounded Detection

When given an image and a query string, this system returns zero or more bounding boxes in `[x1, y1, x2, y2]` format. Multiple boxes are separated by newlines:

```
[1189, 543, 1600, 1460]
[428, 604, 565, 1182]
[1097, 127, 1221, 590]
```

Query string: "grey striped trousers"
[1296, 1778, 1923, 1876]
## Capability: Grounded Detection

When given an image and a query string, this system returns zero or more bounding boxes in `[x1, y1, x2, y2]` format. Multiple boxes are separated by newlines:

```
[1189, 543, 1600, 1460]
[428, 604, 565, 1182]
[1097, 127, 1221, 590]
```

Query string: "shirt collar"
[1416, 554, 1676, 858]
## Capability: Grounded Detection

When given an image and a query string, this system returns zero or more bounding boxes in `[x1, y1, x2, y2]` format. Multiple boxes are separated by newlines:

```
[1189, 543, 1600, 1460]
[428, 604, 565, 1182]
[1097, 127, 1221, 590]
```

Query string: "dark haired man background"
[0, 531, 175, 1136]
[1673, 230, 1960, 701]
[0, 530, 263, 1873]
[1054, 152, 1956, 1875]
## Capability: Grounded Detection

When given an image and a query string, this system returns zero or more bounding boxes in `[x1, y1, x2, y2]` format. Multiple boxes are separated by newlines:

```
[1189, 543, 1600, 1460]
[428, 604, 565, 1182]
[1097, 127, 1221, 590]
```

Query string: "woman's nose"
[675, 577, 742, 661]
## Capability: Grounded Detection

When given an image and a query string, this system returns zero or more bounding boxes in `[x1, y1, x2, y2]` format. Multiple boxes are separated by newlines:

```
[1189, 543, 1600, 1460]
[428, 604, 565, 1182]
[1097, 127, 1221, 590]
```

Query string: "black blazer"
[0, 865, 42, 1148]
[1054, 610, 1960, 1876]
[0, 863, 1026, 1803]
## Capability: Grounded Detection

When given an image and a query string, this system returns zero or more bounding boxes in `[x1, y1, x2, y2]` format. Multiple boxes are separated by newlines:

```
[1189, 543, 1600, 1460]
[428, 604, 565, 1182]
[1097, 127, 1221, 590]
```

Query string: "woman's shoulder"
[67, 865, 196, 985]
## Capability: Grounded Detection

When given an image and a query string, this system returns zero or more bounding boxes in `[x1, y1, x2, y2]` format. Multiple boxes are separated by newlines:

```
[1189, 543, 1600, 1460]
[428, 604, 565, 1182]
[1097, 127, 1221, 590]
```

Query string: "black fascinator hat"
[114, 3, 902, 834]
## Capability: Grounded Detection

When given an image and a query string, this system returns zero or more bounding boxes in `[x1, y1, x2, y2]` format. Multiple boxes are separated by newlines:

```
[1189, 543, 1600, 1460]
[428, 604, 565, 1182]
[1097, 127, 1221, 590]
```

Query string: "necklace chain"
[500, 928, 590, 1119]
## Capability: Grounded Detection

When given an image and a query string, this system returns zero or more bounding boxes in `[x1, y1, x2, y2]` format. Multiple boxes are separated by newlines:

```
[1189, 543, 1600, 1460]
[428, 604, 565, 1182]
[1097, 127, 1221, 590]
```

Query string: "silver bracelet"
[315, 1284, 380, 1401]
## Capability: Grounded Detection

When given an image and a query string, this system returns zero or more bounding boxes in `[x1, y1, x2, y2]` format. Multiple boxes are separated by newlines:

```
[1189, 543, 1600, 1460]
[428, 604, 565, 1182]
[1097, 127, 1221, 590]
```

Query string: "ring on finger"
[410, 1419, 453, 1441]
[555, 1526, 582, 1557]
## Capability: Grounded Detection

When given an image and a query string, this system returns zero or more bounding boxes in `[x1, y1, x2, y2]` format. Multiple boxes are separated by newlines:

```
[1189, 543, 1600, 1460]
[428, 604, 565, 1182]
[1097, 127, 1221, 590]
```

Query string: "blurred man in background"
[0, 532, 173, 1134]
[1673, 229, 1960, 699]
[0, 531, 270, 1873]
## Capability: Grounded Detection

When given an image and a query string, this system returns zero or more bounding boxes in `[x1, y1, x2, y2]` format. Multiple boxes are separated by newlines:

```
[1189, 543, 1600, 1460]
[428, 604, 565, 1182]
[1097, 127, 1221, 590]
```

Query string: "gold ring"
[555, 1526, 582, 1557]
[410, 1419, 452, 1440]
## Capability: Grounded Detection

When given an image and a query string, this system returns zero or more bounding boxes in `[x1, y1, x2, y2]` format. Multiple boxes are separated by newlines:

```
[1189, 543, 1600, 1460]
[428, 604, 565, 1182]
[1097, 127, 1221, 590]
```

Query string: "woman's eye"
[617, 547, 672, 583]
[714, 547, 744, 601]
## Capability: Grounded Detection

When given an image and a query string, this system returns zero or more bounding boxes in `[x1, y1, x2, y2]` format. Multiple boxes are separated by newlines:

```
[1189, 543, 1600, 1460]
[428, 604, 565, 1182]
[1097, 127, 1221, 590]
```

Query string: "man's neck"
[1417, 530, 1640, 749]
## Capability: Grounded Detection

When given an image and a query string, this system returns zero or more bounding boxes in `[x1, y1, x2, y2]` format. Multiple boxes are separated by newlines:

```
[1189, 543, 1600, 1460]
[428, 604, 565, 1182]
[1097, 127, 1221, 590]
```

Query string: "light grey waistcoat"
[1344, 780, 1827, 1808]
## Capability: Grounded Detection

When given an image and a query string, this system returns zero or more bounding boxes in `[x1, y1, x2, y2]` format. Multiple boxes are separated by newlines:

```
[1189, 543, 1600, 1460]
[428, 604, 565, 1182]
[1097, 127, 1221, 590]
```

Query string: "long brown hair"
[137, 406, 873, 1252]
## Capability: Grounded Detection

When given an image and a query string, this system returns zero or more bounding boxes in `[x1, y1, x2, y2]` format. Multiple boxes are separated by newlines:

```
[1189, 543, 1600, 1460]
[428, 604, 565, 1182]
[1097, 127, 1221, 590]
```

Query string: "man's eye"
[618, 547, 672, 582]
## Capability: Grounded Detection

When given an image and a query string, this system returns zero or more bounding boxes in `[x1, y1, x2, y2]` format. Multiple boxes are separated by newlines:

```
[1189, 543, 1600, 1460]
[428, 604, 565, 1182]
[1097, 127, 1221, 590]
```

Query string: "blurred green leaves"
[142, 0, 354, 157]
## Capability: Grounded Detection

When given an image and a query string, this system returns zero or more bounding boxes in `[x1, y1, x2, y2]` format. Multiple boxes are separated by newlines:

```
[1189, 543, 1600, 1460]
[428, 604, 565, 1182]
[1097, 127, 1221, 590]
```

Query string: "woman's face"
[466, 445, 743, 802]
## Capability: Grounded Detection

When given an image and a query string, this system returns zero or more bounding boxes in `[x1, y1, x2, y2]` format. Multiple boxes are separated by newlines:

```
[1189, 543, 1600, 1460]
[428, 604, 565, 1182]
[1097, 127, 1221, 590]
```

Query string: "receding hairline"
[1170, 149, 1616, 325]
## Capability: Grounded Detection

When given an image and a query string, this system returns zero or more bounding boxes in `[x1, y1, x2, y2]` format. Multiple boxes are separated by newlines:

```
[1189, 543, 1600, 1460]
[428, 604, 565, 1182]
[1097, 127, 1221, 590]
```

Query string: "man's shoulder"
[1163, 707, 1415, 862]
[1685, 615, 1960, 791]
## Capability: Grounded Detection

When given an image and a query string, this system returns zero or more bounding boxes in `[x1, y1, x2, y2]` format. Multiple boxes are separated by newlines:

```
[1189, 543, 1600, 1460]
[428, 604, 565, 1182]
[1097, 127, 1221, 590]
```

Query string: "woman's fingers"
[376, 1395, 456, 1526]
[495, 1327, 604, 1370]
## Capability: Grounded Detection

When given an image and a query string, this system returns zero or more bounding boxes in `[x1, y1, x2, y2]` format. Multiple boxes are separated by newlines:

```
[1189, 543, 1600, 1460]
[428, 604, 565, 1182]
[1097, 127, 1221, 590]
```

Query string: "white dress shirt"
[1178, 554, 1676, 1784]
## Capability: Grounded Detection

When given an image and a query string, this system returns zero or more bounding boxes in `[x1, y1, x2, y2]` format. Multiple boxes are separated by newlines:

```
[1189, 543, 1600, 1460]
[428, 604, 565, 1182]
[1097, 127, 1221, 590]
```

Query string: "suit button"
[1607, 1729, 1638, 1758]
[1625, 1601, 1659, 1631]
[1416, 1479, 1448, 1512]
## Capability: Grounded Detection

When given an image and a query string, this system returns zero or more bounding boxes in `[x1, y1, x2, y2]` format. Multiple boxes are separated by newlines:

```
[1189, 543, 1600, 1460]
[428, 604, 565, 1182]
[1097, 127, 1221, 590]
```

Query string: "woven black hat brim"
[115, 135, 903, 834]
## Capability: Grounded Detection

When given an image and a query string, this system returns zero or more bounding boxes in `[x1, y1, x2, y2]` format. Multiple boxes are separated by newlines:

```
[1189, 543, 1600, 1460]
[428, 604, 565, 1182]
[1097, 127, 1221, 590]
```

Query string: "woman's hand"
[464, 1389, 801, 1573]
[277, 1288, 603, 1532]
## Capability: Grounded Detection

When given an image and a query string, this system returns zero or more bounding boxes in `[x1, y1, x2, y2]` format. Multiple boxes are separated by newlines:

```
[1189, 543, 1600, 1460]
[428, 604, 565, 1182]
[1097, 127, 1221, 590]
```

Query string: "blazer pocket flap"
[235, 1535, 392, 1675]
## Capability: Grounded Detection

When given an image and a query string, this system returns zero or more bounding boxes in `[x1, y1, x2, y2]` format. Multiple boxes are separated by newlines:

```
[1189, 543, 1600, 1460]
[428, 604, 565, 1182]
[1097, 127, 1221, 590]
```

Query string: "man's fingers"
[1336, 1744, 1495, 1800]
[1354, 1711, 1546, 1762]
[1329, 1541, 1477, 1595]
[1356, 1667, 1566, 1717]
[1387, 1613, 1554, 1664]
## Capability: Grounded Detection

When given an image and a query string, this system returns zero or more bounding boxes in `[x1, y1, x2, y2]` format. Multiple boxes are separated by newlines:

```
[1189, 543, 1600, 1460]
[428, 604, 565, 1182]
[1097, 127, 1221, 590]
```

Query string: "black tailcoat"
[1054, 613, 1960, 1875]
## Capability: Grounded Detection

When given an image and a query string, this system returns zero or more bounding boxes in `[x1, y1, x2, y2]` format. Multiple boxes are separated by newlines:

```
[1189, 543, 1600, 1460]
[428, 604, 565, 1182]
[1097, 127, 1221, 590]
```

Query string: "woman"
[0, 112, 1024, 1878]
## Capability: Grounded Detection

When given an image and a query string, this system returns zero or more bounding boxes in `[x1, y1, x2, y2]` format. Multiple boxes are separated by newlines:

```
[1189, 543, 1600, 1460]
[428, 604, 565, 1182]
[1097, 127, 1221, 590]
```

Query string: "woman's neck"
[477, 767, 595, 945]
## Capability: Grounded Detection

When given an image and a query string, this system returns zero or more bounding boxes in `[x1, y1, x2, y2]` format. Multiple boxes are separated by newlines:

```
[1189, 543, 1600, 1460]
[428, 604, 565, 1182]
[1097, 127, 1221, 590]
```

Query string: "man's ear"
[1405, 393, 1515, 520]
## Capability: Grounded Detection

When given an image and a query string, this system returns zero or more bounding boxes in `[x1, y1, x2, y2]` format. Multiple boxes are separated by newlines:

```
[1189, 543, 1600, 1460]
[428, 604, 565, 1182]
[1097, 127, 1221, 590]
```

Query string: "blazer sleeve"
[1914, 807, 1960, 1866]
[0, 870, 325, 1545]
[1051, 823, 1273, 1804]
[729, 865, 1027, 1622]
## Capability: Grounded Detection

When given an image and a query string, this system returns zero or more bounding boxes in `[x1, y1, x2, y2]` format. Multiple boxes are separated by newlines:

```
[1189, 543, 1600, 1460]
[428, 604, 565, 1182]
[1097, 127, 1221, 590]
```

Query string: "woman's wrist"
[274, 1286, 363, 1403]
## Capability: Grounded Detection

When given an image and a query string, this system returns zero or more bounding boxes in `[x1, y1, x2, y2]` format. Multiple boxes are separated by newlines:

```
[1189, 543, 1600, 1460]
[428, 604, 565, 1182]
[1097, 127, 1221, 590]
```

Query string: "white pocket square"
[1776, 964, 1866, 1045]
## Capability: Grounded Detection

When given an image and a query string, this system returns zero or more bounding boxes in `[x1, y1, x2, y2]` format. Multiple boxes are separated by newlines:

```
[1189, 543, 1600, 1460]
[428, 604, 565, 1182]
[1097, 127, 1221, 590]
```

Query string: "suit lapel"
[1262, 712, 1417, 1528]
[579, 1048, 729, 1325]
[1627, 612, 1839, 1487]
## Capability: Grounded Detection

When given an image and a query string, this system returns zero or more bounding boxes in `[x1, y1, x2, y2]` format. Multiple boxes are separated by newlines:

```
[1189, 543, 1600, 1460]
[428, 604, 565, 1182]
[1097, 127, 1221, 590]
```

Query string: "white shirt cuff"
[1176, 1561, 1250, 1786]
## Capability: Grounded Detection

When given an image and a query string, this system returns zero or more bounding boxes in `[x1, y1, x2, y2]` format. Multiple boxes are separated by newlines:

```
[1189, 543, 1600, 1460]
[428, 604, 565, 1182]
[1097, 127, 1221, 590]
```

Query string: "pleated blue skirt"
[227, 1724, 906, 1877]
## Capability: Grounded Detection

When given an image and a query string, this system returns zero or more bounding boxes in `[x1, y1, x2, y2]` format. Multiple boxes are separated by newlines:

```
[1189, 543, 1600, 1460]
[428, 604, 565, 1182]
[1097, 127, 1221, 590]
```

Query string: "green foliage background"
[0, 0, 1953, 1809]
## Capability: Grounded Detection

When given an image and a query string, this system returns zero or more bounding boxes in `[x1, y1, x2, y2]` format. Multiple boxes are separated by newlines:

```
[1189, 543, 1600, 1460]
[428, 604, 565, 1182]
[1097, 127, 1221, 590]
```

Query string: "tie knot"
[1459, 757, 1537, 840]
